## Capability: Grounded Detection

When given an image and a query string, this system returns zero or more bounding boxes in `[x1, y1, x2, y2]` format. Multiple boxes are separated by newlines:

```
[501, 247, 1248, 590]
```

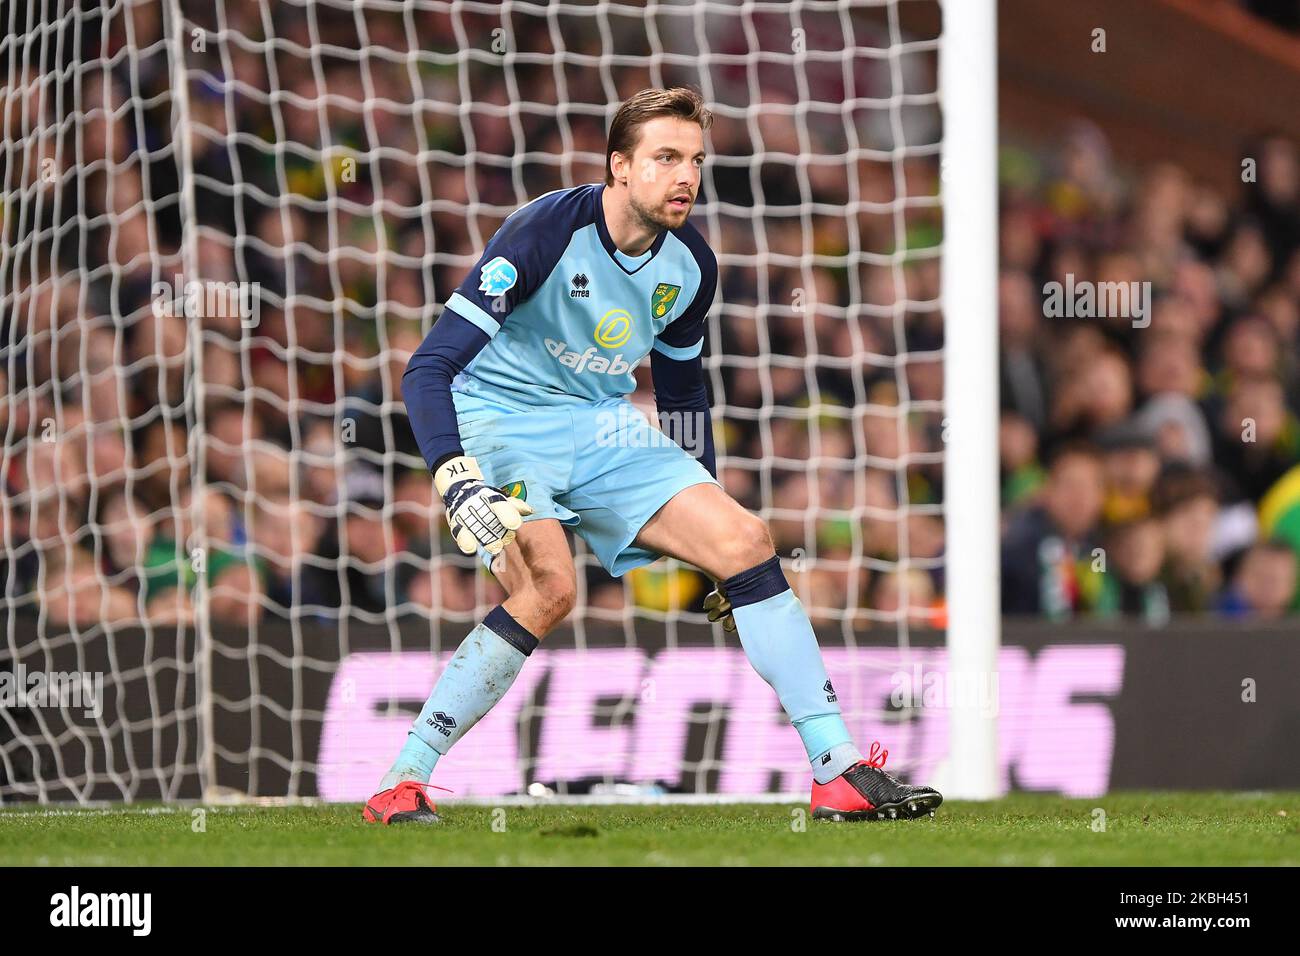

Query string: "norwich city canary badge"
[651, 283, 681, 318]
[503, 480, 527, 501]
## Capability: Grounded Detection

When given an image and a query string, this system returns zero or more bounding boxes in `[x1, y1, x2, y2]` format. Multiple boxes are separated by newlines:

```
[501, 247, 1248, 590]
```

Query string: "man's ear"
[609, 151, 627, 186]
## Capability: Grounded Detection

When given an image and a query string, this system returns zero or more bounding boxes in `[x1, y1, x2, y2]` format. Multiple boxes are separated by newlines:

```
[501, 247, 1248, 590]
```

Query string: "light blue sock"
[724, 556, 861, 785]
[378, 605, 538, 791]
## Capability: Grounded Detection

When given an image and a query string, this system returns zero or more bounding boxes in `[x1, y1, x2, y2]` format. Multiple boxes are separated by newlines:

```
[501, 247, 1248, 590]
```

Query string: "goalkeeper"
[365, 87, 942, 825]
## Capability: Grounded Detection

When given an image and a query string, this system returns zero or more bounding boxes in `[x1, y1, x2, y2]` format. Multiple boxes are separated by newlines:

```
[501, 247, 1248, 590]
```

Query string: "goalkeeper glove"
[434, 455, 533, 555]
[703, 582, 736, 632]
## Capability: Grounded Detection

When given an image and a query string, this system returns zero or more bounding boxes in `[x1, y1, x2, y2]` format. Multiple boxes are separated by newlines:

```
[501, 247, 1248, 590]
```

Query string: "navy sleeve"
[654, 223, 717, 360]
[401, 312, 491, 472]
[651, 349, 717, 478]
[404, 188, 593, 473]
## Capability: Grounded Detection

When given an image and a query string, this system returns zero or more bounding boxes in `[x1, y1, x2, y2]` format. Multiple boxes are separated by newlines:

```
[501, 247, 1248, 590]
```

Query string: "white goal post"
[938, 0, 999, 801]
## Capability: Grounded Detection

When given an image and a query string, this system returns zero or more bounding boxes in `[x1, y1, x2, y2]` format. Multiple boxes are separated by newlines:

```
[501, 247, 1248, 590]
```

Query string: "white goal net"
[1, 0, 953, 803]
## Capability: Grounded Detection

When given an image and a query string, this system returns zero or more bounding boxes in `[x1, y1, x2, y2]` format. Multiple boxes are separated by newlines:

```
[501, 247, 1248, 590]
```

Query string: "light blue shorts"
[453, 393, 718, 577]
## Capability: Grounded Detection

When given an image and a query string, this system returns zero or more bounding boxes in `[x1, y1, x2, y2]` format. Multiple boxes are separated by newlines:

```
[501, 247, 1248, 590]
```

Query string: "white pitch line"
[0, 794, 808, 814]
[0, 807, 182, 817]
[437, 793, 807, 807]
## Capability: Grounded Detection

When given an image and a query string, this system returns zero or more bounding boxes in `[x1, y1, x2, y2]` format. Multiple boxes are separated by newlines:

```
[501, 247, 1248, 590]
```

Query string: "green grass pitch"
[1, 793, 1296, 866]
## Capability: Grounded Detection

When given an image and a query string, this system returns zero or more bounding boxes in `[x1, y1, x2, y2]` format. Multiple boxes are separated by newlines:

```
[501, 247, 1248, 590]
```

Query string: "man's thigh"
[633, 482, 768, 581]
[559, 403, 719, 578]
[459, 405, 579, 529]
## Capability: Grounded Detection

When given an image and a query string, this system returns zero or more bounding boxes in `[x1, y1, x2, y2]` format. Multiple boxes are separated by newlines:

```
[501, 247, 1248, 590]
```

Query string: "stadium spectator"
[1152, 467, 1223, 614]
[1215, 540, 1298, 618]
[1000, 410, 1045, 509]
[1001, 443, 1106, 618]
[1094, 517, 1171, 625]
[1096, 424, 1162, 525]
[1212, 375, 1300, 503]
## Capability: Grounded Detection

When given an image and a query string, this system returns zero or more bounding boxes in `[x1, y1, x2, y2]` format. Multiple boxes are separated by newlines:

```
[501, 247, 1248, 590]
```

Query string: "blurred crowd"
[5, 3, 1295, 634]
[2, 2, 944, 632]
[999, 124, 1300, 622]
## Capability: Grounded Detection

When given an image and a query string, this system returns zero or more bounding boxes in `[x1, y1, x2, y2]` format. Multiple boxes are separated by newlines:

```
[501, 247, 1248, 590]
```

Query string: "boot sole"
[386, 809, 441, 825]
[812, 792, 943, 822]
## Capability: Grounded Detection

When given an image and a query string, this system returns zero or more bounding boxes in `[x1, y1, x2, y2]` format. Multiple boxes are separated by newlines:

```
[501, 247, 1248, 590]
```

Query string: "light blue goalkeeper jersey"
[441, 183, 717, 412]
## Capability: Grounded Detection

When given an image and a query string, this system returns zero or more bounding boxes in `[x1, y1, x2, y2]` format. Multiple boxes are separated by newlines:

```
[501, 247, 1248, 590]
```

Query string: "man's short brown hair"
[606, 87, 713, 186]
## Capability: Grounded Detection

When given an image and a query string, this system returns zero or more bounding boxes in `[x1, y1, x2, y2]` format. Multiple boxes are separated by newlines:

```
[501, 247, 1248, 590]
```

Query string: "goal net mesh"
[0, 0, 944, 802]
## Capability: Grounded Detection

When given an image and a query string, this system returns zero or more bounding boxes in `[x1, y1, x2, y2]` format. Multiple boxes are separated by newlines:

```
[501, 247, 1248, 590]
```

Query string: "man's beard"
[628, 192, 685, 233]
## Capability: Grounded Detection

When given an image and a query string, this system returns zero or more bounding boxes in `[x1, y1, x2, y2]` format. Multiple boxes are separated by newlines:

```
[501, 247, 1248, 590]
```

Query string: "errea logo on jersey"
[545, 339, 634, 375]
[478, 256, 518, 297]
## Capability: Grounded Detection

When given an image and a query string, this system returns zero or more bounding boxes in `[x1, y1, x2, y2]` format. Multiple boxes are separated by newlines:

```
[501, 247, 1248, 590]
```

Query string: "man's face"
[1044, 453, 1104, 540]
[615, 116, 704, 231]
[1240, 548, 1297, 617]
[1163, 495, 1217, 564]
[1112, 521, 1165, 583]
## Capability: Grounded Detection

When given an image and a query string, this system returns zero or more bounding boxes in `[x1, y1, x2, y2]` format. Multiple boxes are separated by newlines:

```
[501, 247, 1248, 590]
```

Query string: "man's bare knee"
[504, 567, 576, 637]
[532, 568, 577, 623]
[718, 514, 776, 579]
